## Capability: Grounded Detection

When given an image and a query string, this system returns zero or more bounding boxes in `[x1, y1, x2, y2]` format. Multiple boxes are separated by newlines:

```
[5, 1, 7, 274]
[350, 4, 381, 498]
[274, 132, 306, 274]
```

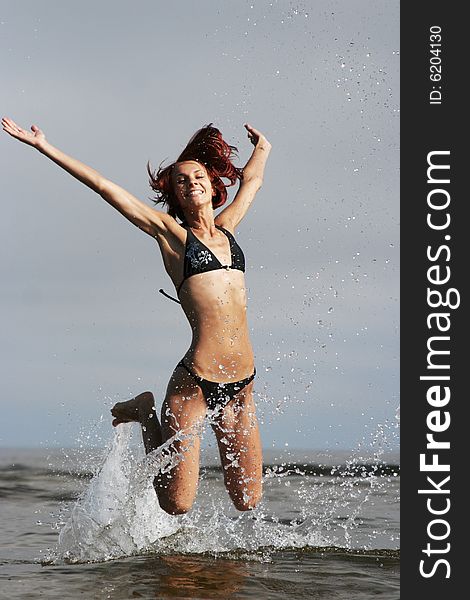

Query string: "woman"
[2, 117, 271, 515]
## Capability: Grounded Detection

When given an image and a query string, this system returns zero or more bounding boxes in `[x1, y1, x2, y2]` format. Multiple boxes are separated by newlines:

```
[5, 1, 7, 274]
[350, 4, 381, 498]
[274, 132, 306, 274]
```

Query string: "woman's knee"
[154, 477, 196, 515]
[158, 494, 194, 515]
[230, 484, 263, 512]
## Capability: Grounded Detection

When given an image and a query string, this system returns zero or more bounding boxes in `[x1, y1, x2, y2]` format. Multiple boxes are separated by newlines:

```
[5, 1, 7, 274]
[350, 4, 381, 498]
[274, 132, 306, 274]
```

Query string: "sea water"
[0, 426, 399, 598]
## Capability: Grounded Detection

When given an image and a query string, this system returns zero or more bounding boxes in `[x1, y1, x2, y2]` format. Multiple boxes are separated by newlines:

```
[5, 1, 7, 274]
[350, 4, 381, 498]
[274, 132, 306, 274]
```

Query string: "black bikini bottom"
[177, 360, 256, 411]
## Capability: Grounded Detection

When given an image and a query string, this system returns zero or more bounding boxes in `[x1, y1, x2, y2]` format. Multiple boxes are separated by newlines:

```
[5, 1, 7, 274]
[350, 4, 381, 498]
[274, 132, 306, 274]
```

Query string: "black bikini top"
[159, 224, 245, 304]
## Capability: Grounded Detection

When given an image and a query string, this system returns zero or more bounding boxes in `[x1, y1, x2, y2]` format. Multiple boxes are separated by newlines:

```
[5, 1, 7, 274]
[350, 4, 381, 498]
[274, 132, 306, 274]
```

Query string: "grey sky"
[1, 1, 399, 451]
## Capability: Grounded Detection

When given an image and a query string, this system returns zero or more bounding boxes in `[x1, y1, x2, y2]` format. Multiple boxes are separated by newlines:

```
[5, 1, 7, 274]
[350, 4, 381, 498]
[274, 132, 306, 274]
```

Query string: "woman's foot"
[111, 391, 155, 427]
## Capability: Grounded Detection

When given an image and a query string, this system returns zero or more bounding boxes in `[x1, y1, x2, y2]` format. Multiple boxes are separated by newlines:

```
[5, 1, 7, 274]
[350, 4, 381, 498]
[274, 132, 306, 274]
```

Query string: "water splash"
[49, 422, 398, 564]
[55, 425, 182, 562]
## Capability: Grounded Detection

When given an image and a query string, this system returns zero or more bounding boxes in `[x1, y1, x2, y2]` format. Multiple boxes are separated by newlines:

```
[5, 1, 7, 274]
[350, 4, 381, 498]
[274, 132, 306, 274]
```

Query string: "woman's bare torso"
[155, 222, 254, 382]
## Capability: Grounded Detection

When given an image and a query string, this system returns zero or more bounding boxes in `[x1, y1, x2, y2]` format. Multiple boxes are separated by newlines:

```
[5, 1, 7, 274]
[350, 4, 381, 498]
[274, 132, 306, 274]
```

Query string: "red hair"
[147, 124, 243, 222]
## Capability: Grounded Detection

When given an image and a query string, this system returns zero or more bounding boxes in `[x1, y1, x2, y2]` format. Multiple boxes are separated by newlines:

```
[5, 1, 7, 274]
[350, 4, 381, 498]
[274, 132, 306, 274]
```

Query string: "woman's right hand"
[2, 117, 46, 149]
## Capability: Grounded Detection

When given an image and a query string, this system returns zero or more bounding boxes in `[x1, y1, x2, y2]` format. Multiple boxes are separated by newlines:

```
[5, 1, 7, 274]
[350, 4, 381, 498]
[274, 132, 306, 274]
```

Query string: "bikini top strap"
[159, 288, 181, 304]
[215, 224, 236, 253]
[215, 224, 230, 237]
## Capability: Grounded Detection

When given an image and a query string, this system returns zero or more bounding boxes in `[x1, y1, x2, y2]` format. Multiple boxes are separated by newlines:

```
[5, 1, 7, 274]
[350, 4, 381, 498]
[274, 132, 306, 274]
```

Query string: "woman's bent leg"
[157, 365, 207, 514]
[110, 368, 207, 515]
[210, 381, 263, 511]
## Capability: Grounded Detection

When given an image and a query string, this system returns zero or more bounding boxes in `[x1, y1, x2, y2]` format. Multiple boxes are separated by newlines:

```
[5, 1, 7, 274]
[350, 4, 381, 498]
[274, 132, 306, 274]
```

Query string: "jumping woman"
[2, 116, 271, 515]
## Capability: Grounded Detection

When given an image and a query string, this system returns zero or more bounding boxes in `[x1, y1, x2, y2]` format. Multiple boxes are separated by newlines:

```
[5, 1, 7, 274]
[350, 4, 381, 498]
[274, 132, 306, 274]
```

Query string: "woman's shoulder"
[214, 217, 235, 235]
[156, 212, 185, 233]
[153, 213, 188, 245]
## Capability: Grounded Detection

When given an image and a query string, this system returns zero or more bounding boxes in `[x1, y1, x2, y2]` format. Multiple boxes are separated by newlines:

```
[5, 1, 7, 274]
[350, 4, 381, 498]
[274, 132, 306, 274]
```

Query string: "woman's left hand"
[244, 123, 271, 151]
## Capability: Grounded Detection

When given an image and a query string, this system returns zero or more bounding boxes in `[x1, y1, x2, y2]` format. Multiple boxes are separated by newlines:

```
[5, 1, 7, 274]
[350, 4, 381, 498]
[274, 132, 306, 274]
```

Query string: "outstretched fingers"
[2, 117, 20, 135]
[3, 117, 23, 130]
[2, 116, 45, 146]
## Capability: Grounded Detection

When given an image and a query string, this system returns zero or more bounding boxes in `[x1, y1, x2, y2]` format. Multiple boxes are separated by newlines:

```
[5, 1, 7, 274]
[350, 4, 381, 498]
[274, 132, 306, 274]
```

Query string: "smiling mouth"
[187, 190, 204, 198]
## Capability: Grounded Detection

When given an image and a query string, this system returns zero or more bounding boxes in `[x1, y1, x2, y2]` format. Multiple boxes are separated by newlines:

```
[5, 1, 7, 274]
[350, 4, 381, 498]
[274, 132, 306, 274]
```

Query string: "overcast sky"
[1, 1, 399, 452]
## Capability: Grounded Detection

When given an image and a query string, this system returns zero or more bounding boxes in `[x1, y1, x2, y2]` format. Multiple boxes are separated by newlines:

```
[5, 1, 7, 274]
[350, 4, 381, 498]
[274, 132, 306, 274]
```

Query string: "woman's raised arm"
[2, 117, 170, 237]
[216, 123, 271, 231]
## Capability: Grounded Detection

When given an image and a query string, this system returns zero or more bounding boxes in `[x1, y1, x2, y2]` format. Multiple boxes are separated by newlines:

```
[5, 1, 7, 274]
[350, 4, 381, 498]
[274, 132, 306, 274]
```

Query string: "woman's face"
[172, 161, 215, 210]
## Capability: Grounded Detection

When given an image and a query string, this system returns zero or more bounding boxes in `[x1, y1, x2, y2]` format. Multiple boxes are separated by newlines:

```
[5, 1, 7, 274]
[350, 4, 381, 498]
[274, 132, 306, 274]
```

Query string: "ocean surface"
[0, 426, 399, 599]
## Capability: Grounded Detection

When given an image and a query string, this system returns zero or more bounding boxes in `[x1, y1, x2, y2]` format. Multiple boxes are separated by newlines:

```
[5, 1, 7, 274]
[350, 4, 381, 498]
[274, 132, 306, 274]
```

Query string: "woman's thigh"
[210, 381, 263, 511]
[156, 364, 207, 514]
